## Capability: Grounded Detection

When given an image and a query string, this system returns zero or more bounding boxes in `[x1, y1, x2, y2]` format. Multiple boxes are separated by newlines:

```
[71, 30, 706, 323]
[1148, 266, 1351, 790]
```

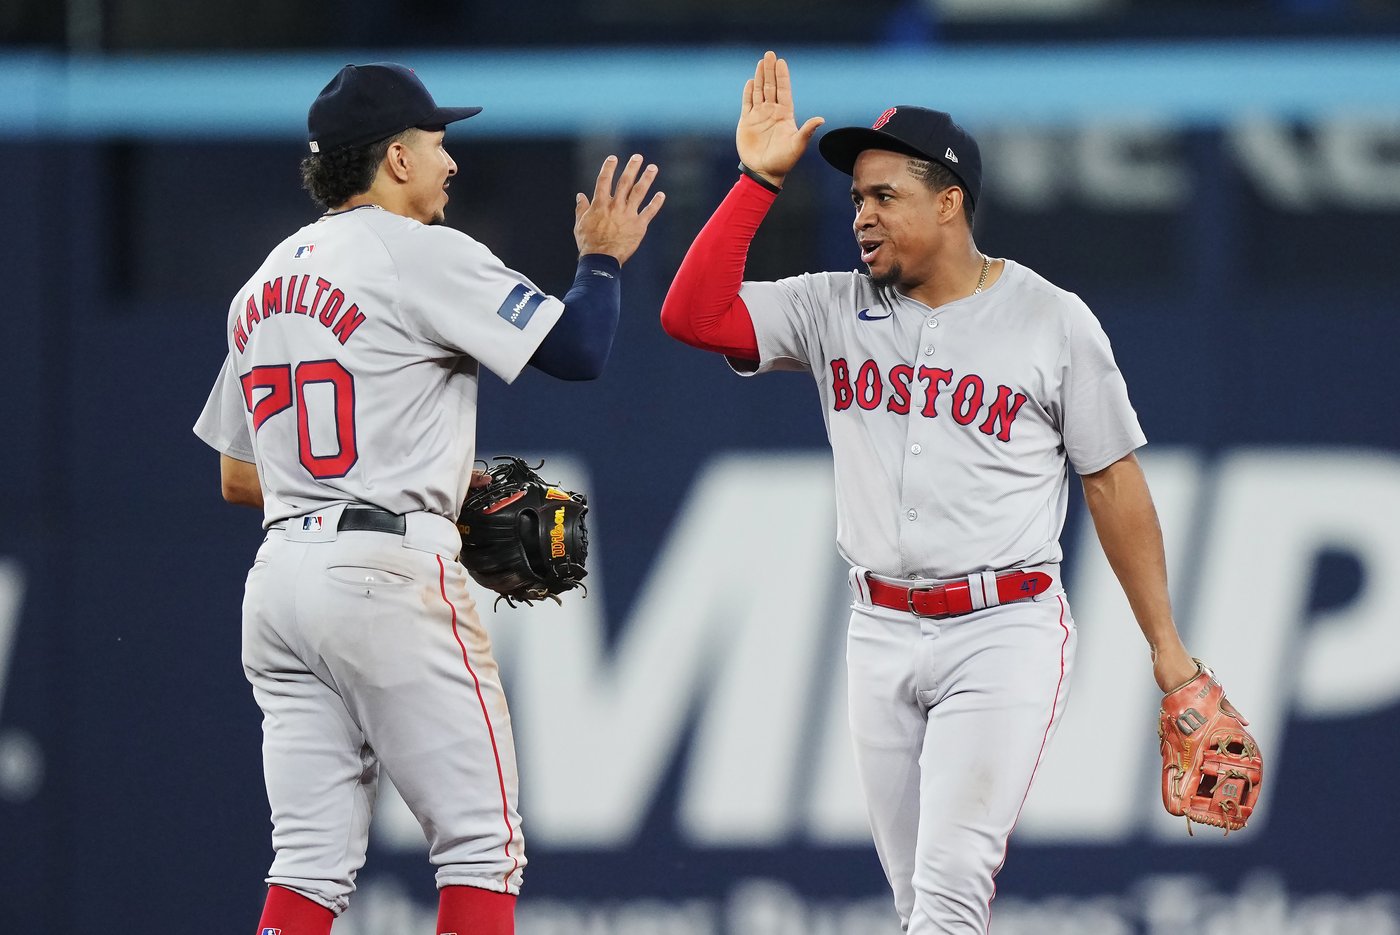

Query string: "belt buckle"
[906, 586, 949, 619]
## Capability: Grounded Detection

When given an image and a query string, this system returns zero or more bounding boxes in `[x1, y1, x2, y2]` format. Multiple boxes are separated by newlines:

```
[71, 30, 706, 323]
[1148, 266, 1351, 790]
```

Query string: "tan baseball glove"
[1158, 661, 1263, 834]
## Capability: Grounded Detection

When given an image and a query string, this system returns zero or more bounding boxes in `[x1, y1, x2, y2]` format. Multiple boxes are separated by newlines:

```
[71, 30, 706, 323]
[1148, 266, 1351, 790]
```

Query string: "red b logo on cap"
[872, 107, 897, 129]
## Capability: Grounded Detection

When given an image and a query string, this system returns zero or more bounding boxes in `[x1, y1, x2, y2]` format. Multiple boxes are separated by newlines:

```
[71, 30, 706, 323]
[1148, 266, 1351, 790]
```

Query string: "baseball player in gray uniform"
[661, 52, 1199, 933]
[194, 62, 663, 935]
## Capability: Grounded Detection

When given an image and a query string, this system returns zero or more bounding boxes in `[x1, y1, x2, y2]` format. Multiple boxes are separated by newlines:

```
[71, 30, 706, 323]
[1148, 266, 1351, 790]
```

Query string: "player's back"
[229, 206, 481, 525]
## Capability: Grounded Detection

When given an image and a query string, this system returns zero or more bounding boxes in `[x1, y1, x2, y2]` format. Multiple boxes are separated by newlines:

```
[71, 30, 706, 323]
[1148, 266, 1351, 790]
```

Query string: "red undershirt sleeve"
[659, 174, 779, 361]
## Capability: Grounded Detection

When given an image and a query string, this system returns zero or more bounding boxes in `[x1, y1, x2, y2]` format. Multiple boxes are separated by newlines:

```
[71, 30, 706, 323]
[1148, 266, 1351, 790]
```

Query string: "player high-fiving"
[660, 50, 1218, 934]
[195, 62, 663, 935]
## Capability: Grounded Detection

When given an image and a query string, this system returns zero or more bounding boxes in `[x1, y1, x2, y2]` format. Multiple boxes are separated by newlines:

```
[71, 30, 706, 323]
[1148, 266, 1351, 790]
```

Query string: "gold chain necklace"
[973, 254, 991, 295]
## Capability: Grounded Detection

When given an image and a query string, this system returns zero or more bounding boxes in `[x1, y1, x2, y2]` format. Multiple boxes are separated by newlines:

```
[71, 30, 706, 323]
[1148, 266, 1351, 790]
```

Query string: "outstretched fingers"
[775, 54, 793, 108]
[638, 189, 666, 224]
[625, 161, 660, 210]
[573, 155, 665, 264]
[747, 50, 803, 120]
[590, 153, 651, 208]
[591, 154, 619, 203]
[613, 154, 646, 202]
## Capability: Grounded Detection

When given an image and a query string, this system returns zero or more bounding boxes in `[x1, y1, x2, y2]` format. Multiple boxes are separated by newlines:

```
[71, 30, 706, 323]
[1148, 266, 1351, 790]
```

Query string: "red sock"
[436, 885, 516, 935]
[255, 884, 334, 935]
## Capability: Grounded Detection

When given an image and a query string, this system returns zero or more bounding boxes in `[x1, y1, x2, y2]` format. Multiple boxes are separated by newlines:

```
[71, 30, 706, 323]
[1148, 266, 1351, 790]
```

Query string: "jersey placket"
[895, 298, 945, 577]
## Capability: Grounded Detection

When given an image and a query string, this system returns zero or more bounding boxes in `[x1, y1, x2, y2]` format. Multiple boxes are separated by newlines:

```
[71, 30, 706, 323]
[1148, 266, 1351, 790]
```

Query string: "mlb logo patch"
[496, 283, 545, 330]
[261, 928, 282, 935]
[293, 244, 315, 259]
[302, 515, 323, 532]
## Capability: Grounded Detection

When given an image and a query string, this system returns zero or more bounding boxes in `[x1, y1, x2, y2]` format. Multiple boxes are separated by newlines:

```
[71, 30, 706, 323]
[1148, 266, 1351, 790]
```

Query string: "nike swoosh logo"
[856, 308, 892, 321]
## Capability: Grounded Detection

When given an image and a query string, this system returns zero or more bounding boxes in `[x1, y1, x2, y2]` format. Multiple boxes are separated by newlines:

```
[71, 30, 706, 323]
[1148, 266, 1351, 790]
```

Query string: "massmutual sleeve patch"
[496, 282, 546, 330]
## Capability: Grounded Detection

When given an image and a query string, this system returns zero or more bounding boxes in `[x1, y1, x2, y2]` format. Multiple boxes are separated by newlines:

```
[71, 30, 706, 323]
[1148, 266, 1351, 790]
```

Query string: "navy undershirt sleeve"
[528, 254, 622, 381]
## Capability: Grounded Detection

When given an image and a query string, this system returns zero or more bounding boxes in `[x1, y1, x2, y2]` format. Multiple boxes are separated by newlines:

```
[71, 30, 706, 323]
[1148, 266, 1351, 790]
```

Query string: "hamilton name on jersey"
[828, 357, 1029, 443]
[232, 273, 368, 353]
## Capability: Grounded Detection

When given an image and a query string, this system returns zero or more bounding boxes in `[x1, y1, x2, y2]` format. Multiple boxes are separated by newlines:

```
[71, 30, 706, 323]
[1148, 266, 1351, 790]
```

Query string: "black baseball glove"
[456, 456, 589, 608]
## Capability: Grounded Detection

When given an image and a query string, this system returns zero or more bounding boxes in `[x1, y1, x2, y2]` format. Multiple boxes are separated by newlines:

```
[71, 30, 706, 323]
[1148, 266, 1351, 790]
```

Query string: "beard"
[428, 188, 449, 225]
[867, 261, 904, 290]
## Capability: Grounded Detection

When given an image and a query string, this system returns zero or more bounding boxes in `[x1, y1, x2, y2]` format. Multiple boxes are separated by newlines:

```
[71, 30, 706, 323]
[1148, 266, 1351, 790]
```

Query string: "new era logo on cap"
[945, 147, 959, 163]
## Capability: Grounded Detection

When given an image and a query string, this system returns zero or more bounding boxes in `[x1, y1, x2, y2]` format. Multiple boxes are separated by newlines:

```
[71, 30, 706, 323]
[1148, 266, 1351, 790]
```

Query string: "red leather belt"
[866, 569, 1054, 619]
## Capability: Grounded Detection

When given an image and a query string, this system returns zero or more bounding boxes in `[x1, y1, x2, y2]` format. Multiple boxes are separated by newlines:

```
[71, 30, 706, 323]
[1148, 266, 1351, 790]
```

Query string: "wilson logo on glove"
[1158, 662, 1263, 835]
[550, 508, 568, 558]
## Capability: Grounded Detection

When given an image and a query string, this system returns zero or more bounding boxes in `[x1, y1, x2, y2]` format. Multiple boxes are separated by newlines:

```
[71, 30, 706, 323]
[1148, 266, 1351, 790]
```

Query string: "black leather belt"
[339, 508, 406, 535]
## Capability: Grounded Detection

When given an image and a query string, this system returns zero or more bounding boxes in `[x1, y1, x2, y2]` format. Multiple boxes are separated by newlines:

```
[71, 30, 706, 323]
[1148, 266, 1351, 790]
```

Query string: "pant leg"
[304, 536, 525, 895]
[908, 595, 1077, 934]
[242, 536, 379, 916]
[846, 605, 928, 931]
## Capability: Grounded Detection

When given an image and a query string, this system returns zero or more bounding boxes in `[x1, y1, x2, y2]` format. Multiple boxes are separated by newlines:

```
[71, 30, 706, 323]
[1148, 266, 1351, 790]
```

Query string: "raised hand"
[737, 50, 826, 188]
[574, 154, 665, 265]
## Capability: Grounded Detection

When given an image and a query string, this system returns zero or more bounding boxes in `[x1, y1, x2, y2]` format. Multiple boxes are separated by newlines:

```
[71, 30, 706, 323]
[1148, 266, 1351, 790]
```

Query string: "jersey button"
[923, 345, 935, 356]
[906, 509, 918, 521]
[927, 318, 939, 328]
[910, 443, 923, 454]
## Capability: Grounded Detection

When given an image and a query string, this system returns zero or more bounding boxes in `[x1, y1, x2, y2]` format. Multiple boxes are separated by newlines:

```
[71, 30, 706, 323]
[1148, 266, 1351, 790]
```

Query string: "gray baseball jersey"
[734, 256, 1138, 932]
[736, 258, 1145, 579]
[194, 204, 565, 909]
[195, 205, 563, 524]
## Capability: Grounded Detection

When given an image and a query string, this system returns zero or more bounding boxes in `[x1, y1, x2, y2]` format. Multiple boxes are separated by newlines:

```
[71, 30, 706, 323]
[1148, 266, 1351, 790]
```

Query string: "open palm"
[737, 51, 825, 185]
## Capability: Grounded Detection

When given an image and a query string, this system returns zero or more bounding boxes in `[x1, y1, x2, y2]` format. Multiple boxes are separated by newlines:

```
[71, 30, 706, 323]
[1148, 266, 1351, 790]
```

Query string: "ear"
[383, 139, 413, 184]
[938, 186, 965, 225]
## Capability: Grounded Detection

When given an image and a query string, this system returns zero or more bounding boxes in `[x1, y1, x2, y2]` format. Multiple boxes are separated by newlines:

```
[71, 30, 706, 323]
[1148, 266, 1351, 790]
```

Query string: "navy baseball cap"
[307, 62, 482, 154]
[818, 106, 982, 207]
